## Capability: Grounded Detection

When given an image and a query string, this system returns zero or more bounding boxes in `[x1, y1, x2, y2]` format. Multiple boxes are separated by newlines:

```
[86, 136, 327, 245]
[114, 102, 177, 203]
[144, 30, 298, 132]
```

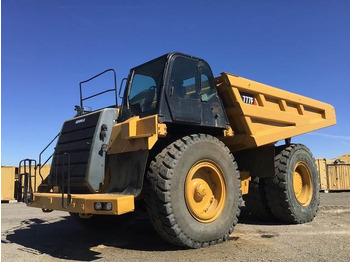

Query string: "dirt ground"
[2, 192, 350, 262]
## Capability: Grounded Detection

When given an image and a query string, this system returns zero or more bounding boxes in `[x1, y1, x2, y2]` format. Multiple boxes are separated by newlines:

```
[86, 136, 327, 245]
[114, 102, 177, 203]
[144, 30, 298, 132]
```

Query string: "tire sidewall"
[170, 138, 240, 242]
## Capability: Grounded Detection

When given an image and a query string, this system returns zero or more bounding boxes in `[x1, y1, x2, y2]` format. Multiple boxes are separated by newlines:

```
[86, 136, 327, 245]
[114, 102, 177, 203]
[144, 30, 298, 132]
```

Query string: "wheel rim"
[185, 160, 226, 223]
[293, 161, 313, 206]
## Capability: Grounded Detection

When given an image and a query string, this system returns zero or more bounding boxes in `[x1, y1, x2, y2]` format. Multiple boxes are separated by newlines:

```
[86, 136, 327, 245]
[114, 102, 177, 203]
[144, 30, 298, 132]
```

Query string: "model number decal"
[241, 93, 256, 105]
[75, 118, 86, 124]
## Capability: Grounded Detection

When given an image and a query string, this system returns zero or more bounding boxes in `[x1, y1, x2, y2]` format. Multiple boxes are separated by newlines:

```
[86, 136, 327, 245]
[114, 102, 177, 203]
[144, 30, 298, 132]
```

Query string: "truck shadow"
[3, 214, 185, 261]
[239, 208, 287, 226]
[3, 210, 280, 261]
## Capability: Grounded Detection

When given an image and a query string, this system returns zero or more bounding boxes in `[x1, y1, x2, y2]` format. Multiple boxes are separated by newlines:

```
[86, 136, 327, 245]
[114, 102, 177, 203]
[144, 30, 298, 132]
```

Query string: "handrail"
[61, 152, 71, 209]
[79, 68, 117, 110]
[38, 132, 60, 182]
[17, 159, 37, 203]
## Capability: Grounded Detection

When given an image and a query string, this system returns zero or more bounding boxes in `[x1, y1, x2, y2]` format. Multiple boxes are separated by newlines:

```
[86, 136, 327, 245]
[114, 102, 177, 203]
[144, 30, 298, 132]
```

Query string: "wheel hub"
[293, 172, 303, 197]
[185, 160, 226, 223]
[194, 183, 208, 201]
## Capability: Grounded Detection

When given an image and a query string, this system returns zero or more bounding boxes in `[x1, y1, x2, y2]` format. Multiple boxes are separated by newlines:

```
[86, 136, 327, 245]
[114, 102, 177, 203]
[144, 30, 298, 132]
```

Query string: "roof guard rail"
[79, 69, 117, 114]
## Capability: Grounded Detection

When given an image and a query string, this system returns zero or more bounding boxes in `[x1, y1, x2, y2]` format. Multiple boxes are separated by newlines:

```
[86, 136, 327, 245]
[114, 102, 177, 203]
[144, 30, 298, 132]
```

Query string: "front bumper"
[28, 193, 134, 215]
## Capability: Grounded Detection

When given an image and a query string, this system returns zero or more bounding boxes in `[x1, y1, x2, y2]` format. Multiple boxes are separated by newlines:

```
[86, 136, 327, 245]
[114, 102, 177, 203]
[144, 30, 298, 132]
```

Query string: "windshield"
[128, 56, 166, 114]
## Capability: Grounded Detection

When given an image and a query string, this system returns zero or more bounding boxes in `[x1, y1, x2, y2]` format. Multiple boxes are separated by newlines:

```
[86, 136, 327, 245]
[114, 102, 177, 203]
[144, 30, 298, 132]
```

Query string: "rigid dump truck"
[17, 52, 336, 248]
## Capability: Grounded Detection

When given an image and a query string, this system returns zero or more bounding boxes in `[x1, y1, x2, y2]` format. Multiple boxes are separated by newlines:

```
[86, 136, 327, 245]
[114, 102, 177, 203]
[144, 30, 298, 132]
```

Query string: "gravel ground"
[2, 192, 350, 262]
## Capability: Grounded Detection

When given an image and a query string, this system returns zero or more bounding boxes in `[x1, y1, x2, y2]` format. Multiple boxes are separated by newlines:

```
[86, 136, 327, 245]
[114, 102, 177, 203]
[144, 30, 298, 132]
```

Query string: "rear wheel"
[146, 134, 241, 248]
[264, 144, 320, 223]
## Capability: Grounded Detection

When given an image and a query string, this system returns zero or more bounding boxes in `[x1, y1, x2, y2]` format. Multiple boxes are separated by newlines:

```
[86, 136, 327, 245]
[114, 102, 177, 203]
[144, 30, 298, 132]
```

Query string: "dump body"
[216, 73, 336, 151]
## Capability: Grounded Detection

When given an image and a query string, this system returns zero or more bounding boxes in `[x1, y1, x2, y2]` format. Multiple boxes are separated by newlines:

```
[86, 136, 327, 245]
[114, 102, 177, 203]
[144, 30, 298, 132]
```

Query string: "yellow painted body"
[25, 115, 166, 214]
[240, 171, 251, 195]
[23, 71, 337, 216]
[28, 193, 134, 215]
[108, 114, 167, 154]
[216, 73, 336, 151]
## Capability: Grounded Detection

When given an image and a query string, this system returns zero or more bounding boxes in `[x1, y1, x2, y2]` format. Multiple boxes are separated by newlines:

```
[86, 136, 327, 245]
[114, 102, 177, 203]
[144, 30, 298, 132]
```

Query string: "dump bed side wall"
[216, 73, 336, 151]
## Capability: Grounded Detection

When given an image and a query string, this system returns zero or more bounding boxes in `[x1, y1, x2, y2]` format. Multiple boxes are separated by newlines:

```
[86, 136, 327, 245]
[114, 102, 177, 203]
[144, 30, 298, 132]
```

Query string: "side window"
[200, 62, 217, 102]
[128, 74, 157, 112]
[129, 74, 156, 101]
[170, 56, 199, 100]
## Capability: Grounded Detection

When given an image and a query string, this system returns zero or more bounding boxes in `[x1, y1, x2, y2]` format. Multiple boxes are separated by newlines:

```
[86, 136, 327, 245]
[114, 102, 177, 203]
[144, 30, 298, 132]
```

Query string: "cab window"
[169, 56, 199, 100]
[200, 62, 217, 102]
[128, 57, 166, 113]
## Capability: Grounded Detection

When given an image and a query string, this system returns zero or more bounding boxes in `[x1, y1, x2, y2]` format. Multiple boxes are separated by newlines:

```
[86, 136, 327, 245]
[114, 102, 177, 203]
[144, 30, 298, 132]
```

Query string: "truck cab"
[119, 53, 229, 132]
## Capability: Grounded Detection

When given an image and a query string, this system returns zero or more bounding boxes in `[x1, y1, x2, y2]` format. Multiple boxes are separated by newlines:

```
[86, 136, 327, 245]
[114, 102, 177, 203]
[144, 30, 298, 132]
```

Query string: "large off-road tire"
[243, 177, 274, 220]
[264, 144, 320, 223]
[146, 134, 241, 248]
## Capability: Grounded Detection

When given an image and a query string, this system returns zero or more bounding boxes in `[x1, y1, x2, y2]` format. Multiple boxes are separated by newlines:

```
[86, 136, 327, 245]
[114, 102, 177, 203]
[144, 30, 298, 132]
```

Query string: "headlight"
[104, 202, 112, 211]
[94, 202, 102, 210]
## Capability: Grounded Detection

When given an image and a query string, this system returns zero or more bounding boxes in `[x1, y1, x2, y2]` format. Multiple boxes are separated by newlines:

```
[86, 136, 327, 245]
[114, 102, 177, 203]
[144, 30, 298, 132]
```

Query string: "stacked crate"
[1, 165, 51, 202]
[316, 155, 350, 192]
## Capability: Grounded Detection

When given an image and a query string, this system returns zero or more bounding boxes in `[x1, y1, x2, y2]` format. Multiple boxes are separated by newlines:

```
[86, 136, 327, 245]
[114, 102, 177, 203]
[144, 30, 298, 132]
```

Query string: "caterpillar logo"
[241, 93, 257, 105]
[75, 118, 86, 124]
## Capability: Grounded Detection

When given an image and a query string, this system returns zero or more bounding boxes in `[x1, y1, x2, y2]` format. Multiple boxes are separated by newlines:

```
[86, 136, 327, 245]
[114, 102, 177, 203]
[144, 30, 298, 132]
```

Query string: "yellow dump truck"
[17, 52, 336, 248]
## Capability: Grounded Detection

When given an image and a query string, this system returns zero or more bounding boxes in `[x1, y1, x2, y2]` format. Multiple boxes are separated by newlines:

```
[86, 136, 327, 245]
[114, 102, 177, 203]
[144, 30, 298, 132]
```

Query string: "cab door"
[166, 55, 202, 124]
[198, 61, 229, 129]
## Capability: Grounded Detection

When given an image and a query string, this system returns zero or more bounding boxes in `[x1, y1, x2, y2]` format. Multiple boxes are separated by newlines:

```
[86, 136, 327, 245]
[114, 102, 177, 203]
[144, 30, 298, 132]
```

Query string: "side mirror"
[119, 78, 127, 99]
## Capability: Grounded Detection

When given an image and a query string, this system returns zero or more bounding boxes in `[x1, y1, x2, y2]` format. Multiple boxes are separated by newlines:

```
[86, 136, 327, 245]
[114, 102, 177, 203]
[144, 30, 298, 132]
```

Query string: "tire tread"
[146, 134, 241, 248]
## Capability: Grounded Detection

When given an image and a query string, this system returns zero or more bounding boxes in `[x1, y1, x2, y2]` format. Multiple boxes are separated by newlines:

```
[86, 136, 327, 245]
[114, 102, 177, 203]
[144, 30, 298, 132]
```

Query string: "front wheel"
[146, 134, 241, 248]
